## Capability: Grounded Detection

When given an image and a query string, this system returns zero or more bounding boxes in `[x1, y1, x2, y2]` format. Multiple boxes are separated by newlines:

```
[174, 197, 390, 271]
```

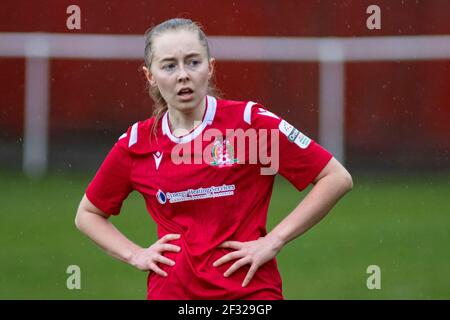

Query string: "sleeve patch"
[279, 120, 312, 149]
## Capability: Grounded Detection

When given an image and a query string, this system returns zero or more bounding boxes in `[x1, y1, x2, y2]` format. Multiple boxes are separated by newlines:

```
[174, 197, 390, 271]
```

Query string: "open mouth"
[177, 88, 194, 96]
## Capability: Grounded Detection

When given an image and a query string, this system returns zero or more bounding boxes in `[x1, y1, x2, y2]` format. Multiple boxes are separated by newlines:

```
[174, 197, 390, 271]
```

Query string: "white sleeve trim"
[244, 101, 256, 125]
[118, 133, 127, 140]
[128, 122, 138, 147]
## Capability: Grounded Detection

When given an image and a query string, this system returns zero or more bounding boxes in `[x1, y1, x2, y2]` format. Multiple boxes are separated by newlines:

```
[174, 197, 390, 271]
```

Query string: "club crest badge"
[210, 136, 238, 167]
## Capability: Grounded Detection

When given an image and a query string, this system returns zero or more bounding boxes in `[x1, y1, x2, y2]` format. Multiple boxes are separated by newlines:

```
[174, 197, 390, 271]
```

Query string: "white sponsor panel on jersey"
[157, 184, 236, 204]
[278, 120, 311, 149]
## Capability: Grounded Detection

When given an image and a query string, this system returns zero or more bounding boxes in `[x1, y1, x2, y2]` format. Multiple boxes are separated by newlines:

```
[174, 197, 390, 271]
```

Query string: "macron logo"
[153, 151, 163, 170]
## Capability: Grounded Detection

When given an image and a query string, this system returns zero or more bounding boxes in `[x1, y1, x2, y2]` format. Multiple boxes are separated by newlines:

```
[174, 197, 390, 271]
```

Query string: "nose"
[177, 64, 190, 82]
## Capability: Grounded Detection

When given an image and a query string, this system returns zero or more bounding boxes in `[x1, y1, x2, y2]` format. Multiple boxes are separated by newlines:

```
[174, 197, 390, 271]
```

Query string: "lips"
[177, 87, 194, 95]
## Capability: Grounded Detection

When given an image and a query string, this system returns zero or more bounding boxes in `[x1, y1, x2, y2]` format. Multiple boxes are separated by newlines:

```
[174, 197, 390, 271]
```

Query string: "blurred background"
[0, 0, 449, 299]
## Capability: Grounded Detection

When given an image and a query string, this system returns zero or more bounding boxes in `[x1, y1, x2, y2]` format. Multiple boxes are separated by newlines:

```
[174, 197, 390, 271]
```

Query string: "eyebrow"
[158, 53, 202, 63]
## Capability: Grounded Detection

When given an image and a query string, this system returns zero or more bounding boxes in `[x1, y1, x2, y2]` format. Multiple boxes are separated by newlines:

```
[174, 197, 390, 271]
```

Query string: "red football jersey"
[86, 96, 332, 300]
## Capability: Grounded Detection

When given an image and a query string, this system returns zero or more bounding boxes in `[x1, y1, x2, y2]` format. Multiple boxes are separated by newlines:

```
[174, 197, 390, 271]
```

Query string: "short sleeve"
[85, 138, 133, 215]
[250, 103, 333, 191]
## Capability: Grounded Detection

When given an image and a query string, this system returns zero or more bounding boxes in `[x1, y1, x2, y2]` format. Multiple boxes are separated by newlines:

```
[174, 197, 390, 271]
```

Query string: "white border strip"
[1, 33, 450, 61]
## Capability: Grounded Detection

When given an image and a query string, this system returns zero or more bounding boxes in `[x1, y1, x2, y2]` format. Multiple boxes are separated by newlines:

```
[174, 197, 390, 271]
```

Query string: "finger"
[158, 234, 181, 243]
[219, 241, 243, 250]
[149, 263, 168, 277]
[224, 257, 250, 278]
[158, 244, 181, 253]
[213, 251, 243, 267]
[155, 255, 176, 267]
[242, 264, 259, 287]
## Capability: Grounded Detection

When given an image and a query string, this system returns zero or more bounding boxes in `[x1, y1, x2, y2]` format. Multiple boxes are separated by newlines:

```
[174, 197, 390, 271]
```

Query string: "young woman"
[75, 18, 353, 300]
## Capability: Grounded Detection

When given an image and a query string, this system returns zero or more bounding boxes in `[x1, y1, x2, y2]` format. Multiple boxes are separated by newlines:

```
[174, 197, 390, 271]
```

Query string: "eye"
[162, 63, 175, 71]
[188, 59, 200, 67]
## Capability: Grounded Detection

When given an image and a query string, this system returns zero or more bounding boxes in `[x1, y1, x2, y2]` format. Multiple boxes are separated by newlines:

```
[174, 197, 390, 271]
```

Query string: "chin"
[174, 96, 201, 111]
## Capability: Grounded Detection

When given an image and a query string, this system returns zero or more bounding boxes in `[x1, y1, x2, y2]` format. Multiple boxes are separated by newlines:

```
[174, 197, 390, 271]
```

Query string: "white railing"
[1, 33, 450, 177]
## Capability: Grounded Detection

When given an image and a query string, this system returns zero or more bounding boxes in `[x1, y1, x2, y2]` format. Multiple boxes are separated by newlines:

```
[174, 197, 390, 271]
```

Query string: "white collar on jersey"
[162, 95, 217, 144]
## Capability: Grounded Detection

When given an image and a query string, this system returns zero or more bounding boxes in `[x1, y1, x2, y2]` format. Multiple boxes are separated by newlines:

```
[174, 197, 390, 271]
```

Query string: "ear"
[208, 58, 215, 80]
[142, 66, 156, 86]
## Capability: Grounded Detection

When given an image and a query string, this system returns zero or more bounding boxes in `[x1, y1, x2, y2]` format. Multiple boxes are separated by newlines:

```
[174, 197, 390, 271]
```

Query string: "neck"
[167, 97, 206, 137]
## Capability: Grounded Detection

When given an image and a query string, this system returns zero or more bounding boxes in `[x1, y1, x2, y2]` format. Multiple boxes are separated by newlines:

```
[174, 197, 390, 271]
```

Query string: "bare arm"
[267, 157, 353, 250]
[75, 194, 142, 264]
[213, 157, 353, 286]
[75, 195, 181, 275]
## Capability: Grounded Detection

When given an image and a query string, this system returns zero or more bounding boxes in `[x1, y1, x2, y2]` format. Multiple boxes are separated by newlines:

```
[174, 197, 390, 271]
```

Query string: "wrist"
[265, 232, 285, 253]
[124, 246, 141, 266]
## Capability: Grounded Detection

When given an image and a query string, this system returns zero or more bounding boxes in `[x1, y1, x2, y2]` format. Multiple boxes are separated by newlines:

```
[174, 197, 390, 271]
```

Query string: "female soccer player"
[75, 18, 353, 300]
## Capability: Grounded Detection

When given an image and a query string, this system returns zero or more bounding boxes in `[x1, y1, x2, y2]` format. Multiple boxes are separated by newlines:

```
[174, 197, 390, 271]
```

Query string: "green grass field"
[0, 171, 449, 299]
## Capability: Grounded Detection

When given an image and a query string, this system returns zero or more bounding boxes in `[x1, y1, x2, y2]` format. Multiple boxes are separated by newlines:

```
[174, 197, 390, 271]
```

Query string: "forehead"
[152, 29, 206, 60]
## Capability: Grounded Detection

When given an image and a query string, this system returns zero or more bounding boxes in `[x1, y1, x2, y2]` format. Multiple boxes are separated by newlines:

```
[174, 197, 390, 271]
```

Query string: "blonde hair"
[143, 18, 220, 136]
